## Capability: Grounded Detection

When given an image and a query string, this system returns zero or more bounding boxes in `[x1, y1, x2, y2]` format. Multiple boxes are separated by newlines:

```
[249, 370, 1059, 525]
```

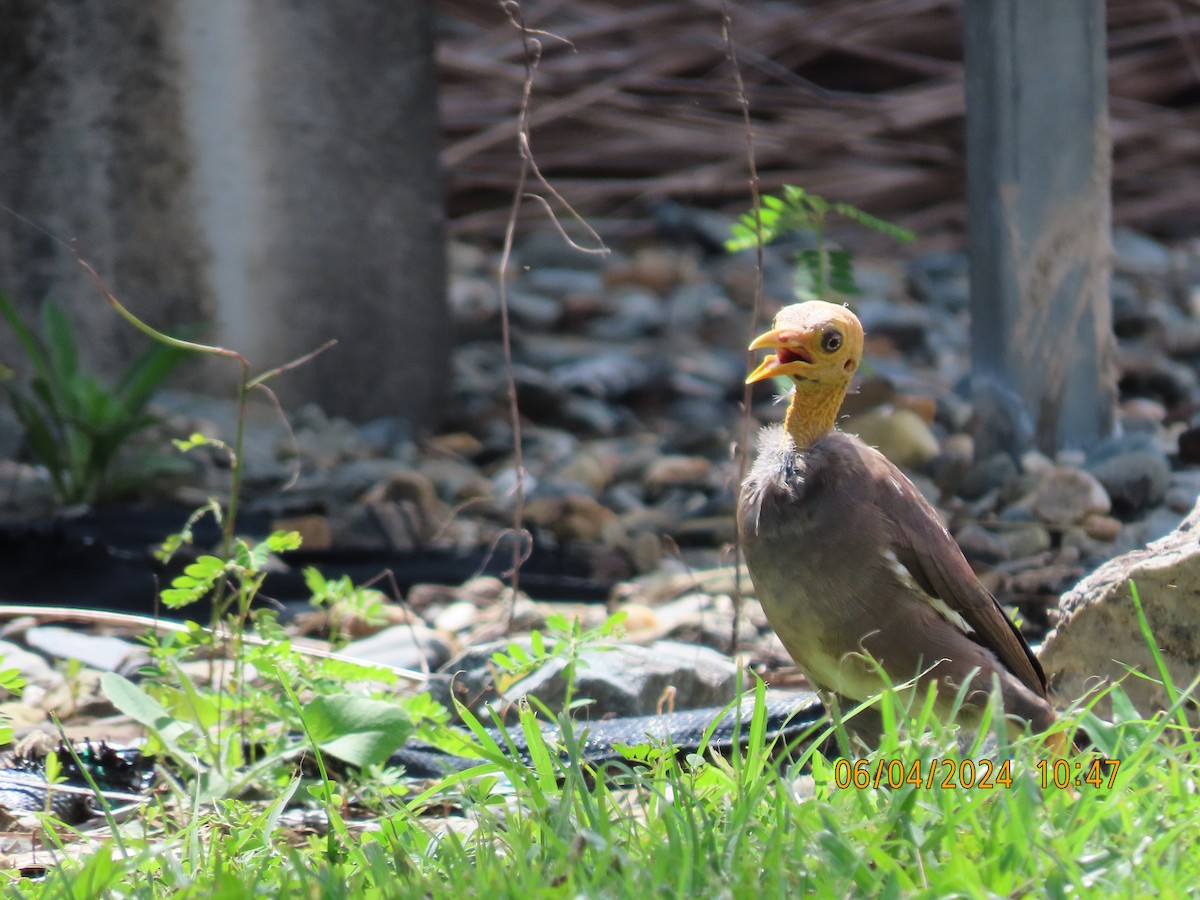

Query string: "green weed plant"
[727, 184, 914, 302]
[0, 290, 188, 504]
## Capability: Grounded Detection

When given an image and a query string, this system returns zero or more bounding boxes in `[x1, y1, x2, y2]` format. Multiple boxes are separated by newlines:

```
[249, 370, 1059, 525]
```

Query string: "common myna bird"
[738, 301, 1061, 746]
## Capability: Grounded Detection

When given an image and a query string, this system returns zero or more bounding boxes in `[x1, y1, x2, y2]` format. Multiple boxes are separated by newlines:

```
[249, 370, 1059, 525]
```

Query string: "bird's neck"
[783, 382, 848, 448]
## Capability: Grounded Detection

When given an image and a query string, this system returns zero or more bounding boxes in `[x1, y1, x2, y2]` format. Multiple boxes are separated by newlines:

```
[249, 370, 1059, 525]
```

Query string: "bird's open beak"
[745, 328, 814, 384]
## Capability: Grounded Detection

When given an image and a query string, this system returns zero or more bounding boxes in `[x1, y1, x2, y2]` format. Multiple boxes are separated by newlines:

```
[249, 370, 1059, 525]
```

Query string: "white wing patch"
[884, 549, 974, 635]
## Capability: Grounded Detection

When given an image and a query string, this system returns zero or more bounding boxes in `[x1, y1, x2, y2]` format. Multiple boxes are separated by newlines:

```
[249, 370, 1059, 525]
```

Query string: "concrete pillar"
[0, 0, 447, 426]
[964, 1, 1116, 454]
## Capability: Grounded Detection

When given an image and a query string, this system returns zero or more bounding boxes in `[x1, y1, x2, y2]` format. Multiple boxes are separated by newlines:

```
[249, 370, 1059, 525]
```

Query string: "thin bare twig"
[248, 339, 338, 387]
[520, 133, 608, 254]
[721, 0, 768, 657]
[493, 0, 610, 632]
[496, 0, 538, 631]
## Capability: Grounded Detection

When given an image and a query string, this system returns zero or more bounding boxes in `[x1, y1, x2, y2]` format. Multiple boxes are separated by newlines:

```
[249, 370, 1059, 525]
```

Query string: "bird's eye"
[821, 329, 842, 353]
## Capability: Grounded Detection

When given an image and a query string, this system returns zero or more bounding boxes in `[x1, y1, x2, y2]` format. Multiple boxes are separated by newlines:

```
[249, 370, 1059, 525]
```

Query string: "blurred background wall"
[0, 0, 447, 425]
[3, 0, 1198, 426]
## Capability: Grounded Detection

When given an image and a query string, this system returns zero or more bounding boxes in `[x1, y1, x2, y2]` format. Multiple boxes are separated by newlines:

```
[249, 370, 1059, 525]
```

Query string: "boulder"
[429, 638, 739, 720]
[342, 623, 455, 673]
[502, 640, 739, 718]
[1040, 497, 1200, 716]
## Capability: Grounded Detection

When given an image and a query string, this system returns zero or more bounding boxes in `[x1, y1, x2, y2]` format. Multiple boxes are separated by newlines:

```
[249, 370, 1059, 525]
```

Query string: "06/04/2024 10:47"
[832, 757, 1121, 791]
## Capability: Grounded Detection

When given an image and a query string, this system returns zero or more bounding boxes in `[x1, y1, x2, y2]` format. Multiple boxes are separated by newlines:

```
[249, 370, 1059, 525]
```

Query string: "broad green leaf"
[603, 609, 629, 634]
[519, 703, 556, 790]
[805, 193, 830, 215]
[507, 642, 531, 664]
[262, 776, 303, 845]
[301, 695, 414, 768]
[30, 377, 65, 420]
[101, 671, 194, 756]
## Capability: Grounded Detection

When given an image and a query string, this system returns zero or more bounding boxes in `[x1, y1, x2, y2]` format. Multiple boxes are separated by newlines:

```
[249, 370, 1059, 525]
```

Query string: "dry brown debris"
[438, 0, 1200, 243]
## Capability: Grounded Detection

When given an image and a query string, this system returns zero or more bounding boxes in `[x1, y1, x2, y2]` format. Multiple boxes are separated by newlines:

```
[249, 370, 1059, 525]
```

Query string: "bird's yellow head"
[746, 301, 864, 446]
[746, 301, 863, 388]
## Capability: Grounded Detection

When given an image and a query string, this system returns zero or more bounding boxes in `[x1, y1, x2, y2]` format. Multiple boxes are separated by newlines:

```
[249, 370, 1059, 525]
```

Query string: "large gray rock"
[342, 622, 454, 673]
[1085, 436, 1172, 516]
[1041, 497, 1200, 716]
[23, 627, 146, 673]
[431, 638, 739, 721]
[1028, 465, 1111, 526]
[503, 640, 739, 718]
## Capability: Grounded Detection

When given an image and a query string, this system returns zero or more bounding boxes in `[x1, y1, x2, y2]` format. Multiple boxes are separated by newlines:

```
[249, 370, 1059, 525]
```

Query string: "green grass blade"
[1129, 581, 1178, 704]
[41, 301, 79, 384]
[0, 289, 54, 384]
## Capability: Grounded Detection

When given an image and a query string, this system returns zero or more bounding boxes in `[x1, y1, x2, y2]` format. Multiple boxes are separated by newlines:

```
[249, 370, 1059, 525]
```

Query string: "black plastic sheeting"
[0, 507, 612, 618]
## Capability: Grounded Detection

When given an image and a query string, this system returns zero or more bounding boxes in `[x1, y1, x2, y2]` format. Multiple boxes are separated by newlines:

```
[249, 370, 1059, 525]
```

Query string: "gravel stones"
[503, 640, 740, 718]
[969, 379, 1036, 461]
[843, 407, 940, 470]
[1028, 467, 1111, 526]
[1081, 513, 1123, 542]
[1113, 226, 1173, 275]
[906, 250, 970, 312]
[5, 226, 1200, 718]
[1085, 436, 1172, 516]
[0, 639, 61, 694]
[953, 523, 1009, 565]
[998, 524, 1053, 560]
[643, 456, 714, 498]
[958, 453, 1020, 501]
[429, 637, 741, 719]
[1178, 425, 1200, 465]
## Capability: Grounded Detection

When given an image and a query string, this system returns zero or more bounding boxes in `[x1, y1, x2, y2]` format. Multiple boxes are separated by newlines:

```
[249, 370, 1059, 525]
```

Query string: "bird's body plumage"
[738, 301, 1060, 741]
[739, 425, 1055, 732]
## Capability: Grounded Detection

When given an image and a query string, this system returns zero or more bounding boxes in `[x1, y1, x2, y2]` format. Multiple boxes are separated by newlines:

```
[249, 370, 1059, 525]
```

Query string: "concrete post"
[964, 0, 1117, 454]
[0, 0, 447, 427]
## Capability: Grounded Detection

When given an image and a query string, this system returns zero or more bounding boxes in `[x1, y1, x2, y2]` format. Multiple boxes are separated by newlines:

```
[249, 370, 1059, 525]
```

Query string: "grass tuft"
[17, 671, 1197, 897]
